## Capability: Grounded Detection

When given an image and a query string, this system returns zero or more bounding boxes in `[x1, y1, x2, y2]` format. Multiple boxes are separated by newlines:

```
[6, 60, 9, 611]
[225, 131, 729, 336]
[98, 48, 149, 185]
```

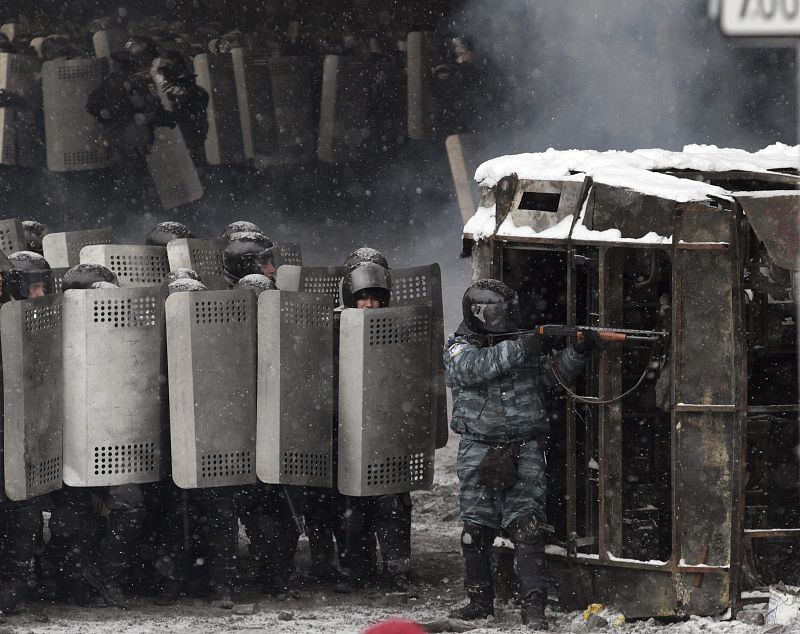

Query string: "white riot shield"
[257, 291, 334, 487]
[42, 57, 111, 172]
[51, 267, 68, 294]
[391, 264, 448, 450]
[193, 52, 245, 165]
[42, 228, 113, 268]
[275, 265, 346, 305]
[80, 244, 169, 287]
[146, 126, 204, 210]
[62, 286, 169, 487]
[0, 218, 25, 255]
[92, 29, 128, 60]
[1, 295, 63, 500]
[166, 238, 226, 290]
[0, 52, 44, 167]
[273, 242, 302, 267]
[317, 55, 374, 163]
[167, 289, 258, 488]
[338, 305, 435, 496]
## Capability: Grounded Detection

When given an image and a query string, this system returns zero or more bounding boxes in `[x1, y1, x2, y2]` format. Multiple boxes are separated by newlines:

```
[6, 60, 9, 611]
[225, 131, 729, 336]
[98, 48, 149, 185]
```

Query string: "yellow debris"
[583, 604, 604, 620]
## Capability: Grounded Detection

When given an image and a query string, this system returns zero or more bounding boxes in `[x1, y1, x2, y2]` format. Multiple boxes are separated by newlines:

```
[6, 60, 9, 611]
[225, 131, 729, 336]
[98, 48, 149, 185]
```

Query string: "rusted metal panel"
[734, 193, 799, 270]
[679, 202, 733, 243]
[674, 572, 729, 616]
[583, 183, 675, 239]
[677, 250, 735, 404]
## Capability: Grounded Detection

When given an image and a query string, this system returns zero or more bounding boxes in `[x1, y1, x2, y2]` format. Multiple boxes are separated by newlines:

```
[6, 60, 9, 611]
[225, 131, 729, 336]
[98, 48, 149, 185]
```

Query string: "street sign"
[720, 0, 800, 36]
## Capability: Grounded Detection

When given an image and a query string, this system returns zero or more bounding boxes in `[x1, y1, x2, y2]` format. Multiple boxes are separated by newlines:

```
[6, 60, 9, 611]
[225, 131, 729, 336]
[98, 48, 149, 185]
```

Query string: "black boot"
[449, 589, 494, 620]
[521, 590, 548, 630]
[449, 523, 495, 620]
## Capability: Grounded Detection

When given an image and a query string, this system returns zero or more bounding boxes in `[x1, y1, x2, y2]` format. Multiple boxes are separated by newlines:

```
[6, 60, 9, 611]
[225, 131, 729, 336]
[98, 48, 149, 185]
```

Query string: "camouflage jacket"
[444, 327, 586, 443]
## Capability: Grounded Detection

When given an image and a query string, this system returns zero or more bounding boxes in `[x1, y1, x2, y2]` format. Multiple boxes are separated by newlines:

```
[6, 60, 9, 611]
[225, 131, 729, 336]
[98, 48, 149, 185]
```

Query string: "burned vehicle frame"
[460, 145, 799, 618]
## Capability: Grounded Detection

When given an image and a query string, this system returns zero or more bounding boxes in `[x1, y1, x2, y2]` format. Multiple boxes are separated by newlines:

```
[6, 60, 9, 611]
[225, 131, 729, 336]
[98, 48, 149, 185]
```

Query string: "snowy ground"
[1, 438, 771, 634]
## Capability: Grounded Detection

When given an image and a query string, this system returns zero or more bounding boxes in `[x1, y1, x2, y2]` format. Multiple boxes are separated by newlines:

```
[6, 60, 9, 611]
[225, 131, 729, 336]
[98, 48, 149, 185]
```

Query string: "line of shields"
[0, 31, 464, 209]
[0, 227, 448, 506]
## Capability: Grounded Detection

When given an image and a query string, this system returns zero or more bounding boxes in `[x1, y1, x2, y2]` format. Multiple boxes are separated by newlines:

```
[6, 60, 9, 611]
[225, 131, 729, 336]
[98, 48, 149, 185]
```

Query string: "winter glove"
[517, 332, 543, 358]
[573, 329, 601, 355]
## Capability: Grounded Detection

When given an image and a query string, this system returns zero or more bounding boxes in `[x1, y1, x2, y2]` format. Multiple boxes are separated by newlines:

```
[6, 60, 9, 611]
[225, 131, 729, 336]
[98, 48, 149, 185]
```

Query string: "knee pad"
[509, 514, 544, 545]
[461, 522, 493, 552]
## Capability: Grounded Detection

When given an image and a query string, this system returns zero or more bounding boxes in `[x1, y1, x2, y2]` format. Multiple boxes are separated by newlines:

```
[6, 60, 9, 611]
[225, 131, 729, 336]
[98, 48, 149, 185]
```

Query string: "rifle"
[532, 324, 668, 343]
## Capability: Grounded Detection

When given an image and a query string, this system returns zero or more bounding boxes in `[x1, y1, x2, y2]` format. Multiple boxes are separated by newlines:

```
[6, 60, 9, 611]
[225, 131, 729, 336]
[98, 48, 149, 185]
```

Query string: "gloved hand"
[517, 332, 543, 358]
[573, 329, 601, 355]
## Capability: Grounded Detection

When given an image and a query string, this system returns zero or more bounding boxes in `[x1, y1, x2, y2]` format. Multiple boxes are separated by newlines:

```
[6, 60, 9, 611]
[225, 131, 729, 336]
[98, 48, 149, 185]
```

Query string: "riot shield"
[61, 286, 169, 487]
[275, 265, 346, 305]
[1, 295, 63, 500]
[338, 305, 435, 496]
[406, 32, 439, 140]
[166, 238, 226, 290]
[317, 55, 373, 163]
[166, 289, 258, 488]
[257, 291, 334, 487]
[42, 228, 113, 268]
[0, 52, 45, 167]
[248, 56, 316, 167]
[92, 29, 128, 60]
[42, 57, 111, 172]
[80, 244, 169, 288]
[193, 52, 245, 165]
[231, 48, 275, 160]
[0, 218, 25, 255]
[390, 264, 448, 449]
[51, 267, 68, 294]
[273, 242, 302, 267]
[146, 126, 204, 210]
[446, 133, 487, 225]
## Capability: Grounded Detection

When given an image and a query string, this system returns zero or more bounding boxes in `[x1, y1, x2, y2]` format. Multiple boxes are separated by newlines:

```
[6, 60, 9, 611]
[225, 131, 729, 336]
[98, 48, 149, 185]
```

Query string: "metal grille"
[93, 443, 156, 476]
[24, 303, 61, 332]
[52, 270, 65, 294]
[108, 254, 169, 285]
[56, 64, 98, 80]
[365, 453, 427, 488]
[27, 456, 61, 491]
[367, 314, 429, 346]
[200, 451, 253, 479]
[393, 273, 429, 302]
[301, 274, 341, 299]
[92, 297, 158, 328]
[63, 150, 103, 168]
[281, 452, 329, 479]
[281, 297, 331, 327]
[0, 226, 16, 253]
[191, 247, 224, 279]
[279, 243, 302, 266]
[194, 298, 249, 325]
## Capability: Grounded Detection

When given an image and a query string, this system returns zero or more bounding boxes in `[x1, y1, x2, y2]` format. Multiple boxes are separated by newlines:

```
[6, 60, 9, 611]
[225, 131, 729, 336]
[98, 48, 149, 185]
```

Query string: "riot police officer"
[46, 264, 145, 609]
[221, 231, 273, 287]
[336, 262, 414, 592]
[0, 251, 54, 612]
[21, 220, 49, 255]
[144, 221, 192, 247]
[444, 280, 598, 629]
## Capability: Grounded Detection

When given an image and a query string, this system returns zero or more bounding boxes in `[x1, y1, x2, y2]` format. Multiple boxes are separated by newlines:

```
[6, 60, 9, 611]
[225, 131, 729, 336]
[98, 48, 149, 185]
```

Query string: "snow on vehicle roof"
[474, 143, 799, 190]
[465, 144, 799, 243]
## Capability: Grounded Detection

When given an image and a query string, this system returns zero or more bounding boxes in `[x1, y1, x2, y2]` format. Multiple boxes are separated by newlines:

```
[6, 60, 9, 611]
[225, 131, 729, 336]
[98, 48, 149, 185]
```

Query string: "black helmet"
[62, 263, 118, 291]
[154, 49, 191, 83]
[235, 273, 275, 296]
[167, 278, 207, 294]
[145, 221, 192, 247]
[343, 247, 389, 271]
[222, 231, 273, 287]
[40, 34, 83, 62]
[220, 221, 262, 242]
[167, 268, 202, 284]
[340, 262, 391, 308]
[461, 279, 522, 334]
[7, 251, 52, 299]
[22, 220, 49, 255]
[112, 35, 159, 70]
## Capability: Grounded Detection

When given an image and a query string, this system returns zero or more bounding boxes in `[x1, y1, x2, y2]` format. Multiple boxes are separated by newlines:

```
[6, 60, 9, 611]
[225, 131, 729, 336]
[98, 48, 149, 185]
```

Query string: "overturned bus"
[458, 143, 799, 618]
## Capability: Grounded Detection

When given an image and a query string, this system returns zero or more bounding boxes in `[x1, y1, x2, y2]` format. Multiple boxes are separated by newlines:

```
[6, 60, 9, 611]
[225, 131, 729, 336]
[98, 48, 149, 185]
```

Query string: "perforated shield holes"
[282, 452, 329, 479]
[367, 314, 429, 346]
[392, 273, 429, 302]
[93, 296, 158, 328]
[191, 247, 224, 279]
[109, 253, 169, 285]
[24, 303, 61, 332]
[301, 273, 342, 300]
[27, 456, 61, 491]
[194, 298, 248, 324]
[94, 443, 156, 476]
[200, 451, 253, 479]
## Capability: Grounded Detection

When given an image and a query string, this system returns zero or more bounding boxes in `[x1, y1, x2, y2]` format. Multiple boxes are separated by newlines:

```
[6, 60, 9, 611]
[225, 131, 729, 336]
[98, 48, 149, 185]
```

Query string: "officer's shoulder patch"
[448, 342, 469, 358]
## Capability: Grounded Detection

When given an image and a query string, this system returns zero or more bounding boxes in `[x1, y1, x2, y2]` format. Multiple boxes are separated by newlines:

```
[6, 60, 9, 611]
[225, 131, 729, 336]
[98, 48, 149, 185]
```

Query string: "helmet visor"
[471, 297, 522, 333]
